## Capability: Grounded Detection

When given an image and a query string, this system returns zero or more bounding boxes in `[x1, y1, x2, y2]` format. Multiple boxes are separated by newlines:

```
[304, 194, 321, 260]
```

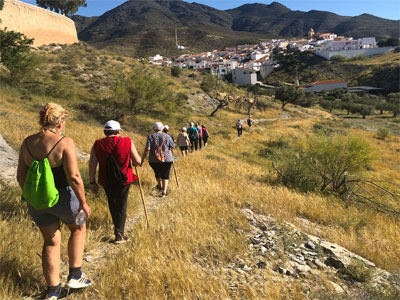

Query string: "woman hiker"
[141, 122, 175, 197]
[177, 127, 191, 157]
[17, 103, 92, 300]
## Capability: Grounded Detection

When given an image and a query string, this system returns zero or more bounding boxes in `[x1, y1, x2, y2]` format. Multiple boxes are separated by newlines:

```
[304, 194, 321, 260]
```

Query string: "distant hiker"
[177, 127, 191, 157]
[141, 122, 175, 197]
[196, 122, 203, 149]
[163, 124, 175, 142]
[236, 119, 243, 137]
[187, 122, 199, 151]
[89, 120, 141, 244]
[247, 115, 253, 129]
[17, 103, 92, 299]
[202, 124, 210, 148]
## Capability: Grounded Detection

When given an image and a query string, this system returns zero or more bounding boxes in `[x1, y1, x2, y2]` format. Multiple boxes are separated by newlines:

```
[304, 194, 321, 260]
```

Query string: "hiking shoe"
[155, 184, 162, 191]
[66, 273, 92, 289]
[161, 192, 167, 198]
[114, 233, 128, 244]
[44, 287, 67, 299]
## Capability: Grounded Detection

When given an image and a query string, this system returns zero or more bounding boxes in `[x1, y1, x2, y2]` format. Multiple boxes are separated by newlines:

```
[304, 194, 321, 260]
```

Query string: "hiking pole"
[135, 166, 149, 227]
[172, 162, 179, 188]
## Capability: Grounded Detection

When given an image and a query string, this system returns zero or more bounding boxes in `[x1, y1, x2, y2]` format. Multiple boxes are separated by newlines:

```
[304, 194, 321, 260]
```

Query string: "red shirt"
[94, 136, 138, 187]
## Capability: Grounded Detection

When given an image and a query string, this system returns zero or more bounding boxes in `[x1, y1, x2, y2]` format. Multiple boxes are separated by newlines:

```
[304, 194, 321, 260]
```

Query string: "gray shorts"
[27, 186, 80, 227]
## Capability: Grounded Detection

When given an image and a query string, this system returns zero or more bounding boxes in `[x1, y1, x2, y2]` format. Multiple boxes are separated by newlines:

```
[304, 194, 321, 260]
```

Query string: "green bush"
[272, 134, 374, 194]
[171, 66, 181, 77]
[331, 55, 346, 62]
[377, 127, 389, 140]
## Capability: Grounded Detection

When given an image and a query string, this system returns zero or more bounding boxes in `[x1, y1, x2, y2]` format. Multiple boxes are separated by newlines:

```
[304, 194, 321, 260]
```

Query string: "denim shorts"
[27, 186, 80, 227]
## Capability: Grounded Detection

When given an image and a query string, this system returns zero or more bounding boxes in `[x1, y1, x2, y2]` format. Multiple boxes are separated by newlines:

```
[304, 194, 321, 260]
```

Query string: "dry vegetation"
[0, 45, 399, 299]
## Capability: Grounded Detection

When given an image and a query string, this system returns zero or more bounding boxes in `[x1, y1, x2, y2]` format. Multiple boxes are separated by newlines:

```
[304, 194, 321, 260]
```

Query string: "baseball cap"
[104, 120, 122, 131]
[153, 122, 164, 131]
[163, 125, 169, 130]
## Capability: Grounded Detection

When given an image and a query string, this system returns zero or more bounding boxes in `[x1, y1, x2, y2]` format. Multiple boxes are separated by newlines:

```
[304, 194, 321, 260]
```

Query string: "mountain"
[72, 0, 400, 56]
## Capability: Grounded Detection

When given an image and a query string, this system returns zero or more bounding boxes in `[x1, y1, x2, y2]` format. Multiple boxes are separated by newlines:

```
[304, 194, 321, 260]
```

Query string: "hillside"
[0, 44, 400, 299]
[72, 0, 400, 56]
[266, 51, 400, 93]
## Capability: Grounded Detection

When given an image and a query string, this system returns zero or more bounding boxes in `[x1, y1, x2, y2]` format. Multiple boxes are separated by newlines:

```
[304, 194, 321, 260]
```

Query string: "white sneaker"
[66, 272, 92, 289]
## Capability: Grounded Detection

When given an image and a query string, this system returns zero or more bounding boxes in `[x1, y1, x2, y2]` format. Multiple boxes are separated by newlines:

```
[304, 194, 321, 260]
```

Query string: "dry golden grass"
[0, 72, 400, 299]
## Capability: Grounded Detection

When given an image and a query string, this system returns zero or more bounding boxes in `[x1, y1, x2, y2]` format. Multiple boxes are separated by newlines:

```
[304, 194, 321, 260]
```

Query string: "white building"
[149, 54, 163, 65]
[232, 68, 257, 86]
[300, 80, 347, 93]
[324, 37, 377, 51]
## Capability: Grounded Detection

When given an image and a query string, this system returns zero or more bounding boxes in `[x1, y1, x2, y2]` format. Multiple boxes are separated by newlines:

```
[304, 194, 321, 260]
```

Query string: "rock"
[256, 261, 267, 269]
[0, 134, 18, 186]
[325, 257, 346, 269]
[85, 255, 94, 262]
[295, 264, 312, 275]
[328, 281, 345, 294]
[242, 265, 252, 272]
[313, 258, 326, 269]
[305, 241, 316, 250]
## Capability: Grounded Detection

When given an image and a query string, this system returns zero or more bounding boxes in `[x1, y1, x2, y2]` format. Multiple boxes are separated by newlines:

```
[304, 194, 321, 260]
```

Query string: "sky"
[21, 0, 400, 20]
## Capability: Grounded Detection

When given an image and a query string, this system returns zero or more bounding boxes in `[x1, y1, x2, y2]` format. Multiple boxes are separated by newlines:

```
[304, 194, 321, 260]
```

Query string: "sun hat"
[153, 122, 164, 131]
[104, 120, 122, 131]
[163, 125, 169, 131]
[182, 127, 187, 131]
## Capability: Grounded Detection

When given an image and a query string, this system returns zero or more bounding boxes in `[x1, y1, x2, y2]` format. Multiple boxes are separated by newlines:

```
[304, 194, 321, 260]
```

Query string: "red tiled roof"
[309, 80, 346, 85]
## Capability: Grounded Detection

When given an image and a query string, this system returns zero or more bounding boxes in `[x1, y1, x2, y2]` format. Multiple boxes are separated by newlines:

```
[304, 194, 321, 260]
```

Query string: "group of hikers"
[236, 115, 253, 137]
[15, 103, 213, 299]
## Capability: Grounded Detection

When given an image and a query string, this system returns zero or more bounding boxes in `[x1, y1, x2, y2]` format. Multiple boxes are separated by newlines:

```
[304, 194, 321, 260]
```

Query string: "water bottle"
[75, 209, 86, 225]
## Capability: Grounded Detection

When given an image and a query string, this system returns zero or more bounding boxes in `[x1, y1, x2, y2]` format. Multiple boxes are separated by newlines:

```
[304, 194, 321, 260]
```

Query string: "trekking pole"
[172, 162, 179, 188]
[135, 166, 149, 227]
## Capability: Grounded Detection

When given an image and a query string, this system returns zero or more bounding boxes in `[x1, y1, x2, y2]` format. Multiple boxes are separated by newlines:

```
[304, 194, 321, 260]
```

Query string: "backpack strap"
[25, 139, 37, 160]
[46, 136, 65, 158]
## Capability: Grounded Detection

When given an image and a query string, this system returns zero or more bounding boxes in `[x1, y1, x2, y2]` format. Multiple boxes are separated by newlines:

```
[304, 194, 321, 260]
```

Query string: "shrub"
[377, 127, 389, 140]
[272, 134, 374, 194]
[331, 55, 346, 62]
[171, 66, 181, 77]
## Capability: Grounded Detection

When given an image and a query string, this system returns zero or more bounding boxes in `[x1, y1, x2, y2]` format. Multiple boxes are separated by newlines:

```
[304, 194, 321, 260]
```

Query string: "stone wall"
[315, 47, 395, 60]
[0, 0, 78, 46]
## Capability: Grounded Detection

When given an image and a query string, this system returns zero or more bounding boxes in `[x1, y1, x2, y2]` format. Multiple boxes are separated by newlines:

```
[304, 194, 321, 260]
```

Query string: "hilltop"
[0, 44, 399, 299]
[71, 0, 400, 56]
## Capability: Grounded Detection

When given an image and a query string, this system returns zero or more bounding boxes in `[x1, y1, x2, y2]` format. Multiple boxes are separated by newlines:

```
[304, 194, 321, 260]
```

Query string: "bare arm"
[88, 146, 99, 193]
[16, 142, 27, 189]
[63, 138, 91, 217]
[130, 141, 141, 166]
[141, 147, 150, 167]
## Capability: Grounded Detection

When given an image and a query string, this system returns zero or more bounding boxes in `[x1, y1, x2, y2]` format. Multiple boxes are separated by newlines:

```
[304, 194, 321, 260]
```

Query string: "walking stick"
[172, 162, 179, 188]
[135, 166, 149, 227]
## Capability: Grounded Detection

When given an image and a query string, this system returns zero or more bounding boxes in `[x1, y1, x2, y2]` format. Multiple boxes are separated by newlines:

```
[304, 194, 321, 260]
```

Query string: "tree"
[245, 85, 269, 114]
[385, 93, 400, 117]
[274, 86, 303, 110]
[0, 29, 40, 84]
[171, 66, 181, 77]
[36, 0, 87, 16]
[377, 38, 400, 47]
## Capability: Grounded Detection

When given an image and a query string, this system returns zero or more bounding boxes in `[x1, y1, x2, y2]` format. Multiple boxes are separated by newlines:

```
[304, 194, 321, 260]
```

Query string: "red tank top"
[94, 136, 138, 188]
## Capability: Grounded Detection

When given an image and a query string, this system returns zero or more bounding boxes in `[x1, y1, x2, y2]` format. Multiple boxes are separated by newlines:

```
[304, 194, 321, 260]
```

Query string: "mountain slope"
[73, 0, 400, 56]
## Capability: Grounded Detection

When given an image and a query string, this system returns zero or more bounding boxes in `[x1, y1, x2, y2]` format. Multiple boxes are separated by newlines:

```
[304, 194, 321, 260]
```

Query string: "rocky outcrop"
[0, 0, 78, 46]
[0, 134, 18, 186]
[220, 207, 399, 299]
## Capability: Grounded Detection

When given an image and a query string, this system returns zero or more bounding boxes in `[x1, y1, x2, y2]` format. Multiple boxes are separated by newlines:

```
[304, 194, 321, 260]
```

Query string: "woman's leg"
[162, 179, 169, 195]
[39, 223, 61, 287]
[66, 223, 86, 268]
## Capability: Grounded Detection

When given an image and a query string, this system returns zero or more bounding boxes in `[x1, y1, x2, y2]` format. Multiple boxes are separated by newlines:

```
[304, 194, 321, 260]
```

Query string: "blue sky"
[21, 0, 400, 20]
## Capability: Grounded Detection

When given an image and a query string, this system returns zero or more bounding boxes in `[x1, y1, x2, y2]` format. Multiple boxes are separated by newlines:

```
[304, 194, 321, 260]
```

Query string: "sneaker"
[161, 192, 167, 198]
[114, 233, 128, 244]
[44, 287, 66, 299]
[66, 273, 92, 289]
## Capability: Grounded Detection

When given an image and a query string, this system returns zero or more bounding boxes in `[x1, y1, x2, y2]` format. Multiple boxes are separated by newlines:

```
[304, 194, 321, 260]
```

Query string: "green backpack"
[22, 137, 64, 210]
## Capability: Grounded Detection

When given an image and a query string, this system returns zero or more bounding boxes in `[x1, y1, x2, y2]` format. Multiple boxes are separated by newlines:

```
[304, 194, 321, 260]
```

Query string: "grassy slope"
[0, 45, 399, 299]
[267, 51, 400, 92]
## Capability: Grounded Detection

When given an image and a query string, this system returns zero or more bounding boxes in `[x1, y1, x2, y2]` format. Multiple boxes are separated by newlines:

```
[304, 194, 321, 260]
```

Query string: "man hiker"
[196, 122, 203, 149]
[89, 120, 141, 243]
[187, 122, 199, 151]
[236, 119, 243, 137]
[247, 115, 253, 129]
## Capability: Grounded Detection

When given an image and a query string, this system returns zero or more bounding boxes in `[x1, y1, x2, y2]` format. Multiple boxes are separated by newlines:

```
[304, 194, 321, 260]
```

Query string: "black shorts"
[180, 146, 188, 151]
[149, 162, 173, 180]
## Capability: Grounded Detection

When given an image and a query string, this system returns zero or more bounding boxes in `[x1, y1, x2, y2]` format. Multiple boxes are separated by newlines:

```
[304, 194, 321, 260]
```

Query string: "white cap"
[153, 122, 163, 131]
[104, 120, 122, 131]
[182, 127, 187, 131]
[163, 125, 169, 130]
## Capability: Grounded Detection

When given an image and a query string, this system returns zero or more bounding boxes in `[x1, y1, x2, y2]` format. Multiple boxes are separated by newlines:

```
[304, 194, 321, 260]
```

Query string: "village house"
[149, 54, 163, 65]
[232, 68, 257, 86]
[300, 80, 347, 93]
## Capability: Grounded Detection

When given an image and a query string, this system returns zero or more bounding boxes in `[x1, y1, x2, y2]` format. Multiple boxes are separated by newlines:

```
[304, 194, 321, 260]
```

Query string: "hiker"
[163, 125, 175, 142]
[187, 122, 199, 151]
[89, 120, 141, 244]
[177, 127, 191, 157]
[236, 119, 243, 137]
[16, 103, 92, 300]
[141, 122, 175, 197]
[196, 122, 203, 149]
[202, 124, 210, 148]
[247, 115, 253, 129]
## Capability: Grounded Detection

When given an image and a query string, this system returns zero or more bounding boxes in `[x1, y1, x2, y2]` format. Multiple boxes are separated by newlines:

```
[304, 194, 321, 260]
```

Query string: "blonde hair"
[39, 103, 68, 131]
